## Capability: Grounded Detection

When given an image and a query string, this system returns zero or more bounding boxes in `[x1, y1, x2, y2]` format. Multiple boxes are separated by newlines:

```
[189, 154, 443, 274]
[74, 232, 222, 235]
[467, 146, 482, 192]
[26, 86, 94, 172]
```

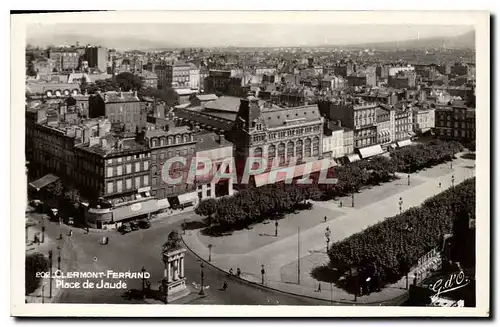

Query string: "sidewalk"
[25, 220, 69, 304]
[182, 156, 475, 304]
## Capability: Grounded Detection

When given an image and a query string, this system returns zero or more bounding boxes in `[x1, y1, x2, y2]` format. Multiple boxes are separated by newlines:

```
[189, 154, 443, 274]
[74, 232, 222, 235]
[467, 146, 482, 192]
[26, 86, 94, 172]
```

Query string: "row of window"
[436, 128, 473, 138]
[353, 109, 376, 119]
[355, 138, 376, 148]
[106, 161, 150, 177]
[255, 138, 321, 160]
[267, 126, 321, 140]
[437, 121, 473, 129]
[150, 134, 193, 147]
[355, 118, 375, 127]
[106, 175, 149, 194]
[106, 154, 149, 165]
[152, 148, 194, 160]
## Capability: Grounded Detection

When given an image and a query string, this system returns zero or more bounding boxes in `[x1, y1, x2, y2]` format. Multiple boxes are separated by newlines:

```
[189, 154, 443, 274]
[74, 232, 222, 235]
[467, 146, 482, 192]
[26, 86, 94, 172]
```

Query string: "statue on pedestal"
[161, 230, 190, 303]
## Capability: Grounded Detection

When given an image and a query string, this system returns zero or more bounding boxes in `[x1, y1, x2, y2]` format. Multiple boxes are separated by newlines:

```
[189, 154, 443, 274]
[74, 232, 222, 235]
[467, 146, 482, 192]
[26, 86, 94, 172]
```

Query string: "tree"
[140, 87, 179, 107]
[26, 62, 37, 77]
[466, 140, 476, 152]
[46, 180, 63, 199]
[195, 198, 218, 225]
[25, 252, 49, 294]
[115, 72, 143, 91]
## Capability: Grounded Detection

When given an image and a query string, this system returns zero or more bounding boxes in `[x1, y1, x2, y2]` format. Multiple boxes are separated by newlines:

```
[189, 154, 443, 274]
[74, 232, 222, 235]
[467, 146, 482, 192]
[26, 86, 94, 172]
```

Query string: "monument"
[161, 230, 190, 303]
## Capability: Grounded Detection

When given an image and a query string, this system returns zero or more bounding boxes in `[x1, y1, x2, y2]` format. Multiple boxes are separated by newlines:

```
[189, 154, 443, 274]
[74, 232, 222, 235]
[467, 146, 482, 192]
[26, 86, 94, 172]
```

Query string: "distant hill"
[341, 30, 475, 50]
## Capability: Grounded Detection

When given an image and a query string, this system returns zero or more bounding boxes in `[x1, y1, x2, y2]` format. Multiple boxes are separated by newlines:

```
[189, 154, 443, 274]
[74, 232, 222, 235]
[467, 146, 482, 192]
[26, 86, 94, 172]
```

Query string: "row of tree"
[390, 140, 464, 173]
[195, 184, 322, 232]
[327, 177, 476, 285]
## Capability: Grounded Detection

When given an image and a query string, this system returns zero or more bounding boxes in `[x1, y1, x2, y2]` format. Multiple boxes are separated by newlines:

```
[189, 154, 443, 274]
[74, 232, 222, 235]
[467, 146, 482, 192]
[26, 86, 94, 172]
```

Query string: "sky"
[26, 23, 474, 49]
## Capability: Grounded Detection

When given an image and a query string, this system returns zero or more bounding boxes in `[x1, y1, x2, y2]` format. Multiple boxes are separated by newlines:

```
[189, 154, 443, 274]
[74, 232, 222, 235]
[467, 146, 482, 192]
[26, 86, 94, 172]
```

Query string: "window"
[126, 156, 131, 161]
[126, 178, 132, 189]
[144, 161, 149, 170]
[278, 143, 286, 164]
[161, 153, 166, 160]
[116, 180, 123, 193]
[107, 182, 113, 194]
[117, 165, 123, 176]
[117, 157, 122, 163]
[143, 175, 149, 186]
[268, 145, 276, 161]
[126, 164, 132, 174]
[107, 159, 113, 165]
[305, 139, 311, 157]
[135, 177, 141, 188]
[152, 177, 157, 185]
[152, 154, 157, 160]
[106, 167, 113, 177]
[135, 162, 141, 172]
[287, 141, 294, 160]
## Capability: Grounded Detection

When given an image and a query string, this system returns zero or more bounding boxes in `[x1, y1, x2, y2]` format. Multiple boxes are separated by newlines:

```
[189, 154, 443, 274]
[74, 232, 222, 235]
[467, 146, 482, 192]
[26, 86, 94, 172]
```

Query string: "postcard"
[11, 10, 490, 317]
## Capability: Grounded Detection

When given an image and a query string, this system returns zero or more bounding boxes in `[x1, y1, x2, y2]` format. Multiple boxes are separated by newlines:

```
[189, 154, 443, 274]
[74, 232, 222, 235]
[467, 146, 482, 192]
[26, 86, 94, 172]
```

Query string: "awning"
[358, 144, 384, 159]
[157, 198, 170, 208]
[178, 191, 199, 204]
[112, 199, 159, 222]
[397, 139, 412, 148]
[346, 154, 361, 163]
[254, 158, 337, 188]
[29, 174, 59, 191]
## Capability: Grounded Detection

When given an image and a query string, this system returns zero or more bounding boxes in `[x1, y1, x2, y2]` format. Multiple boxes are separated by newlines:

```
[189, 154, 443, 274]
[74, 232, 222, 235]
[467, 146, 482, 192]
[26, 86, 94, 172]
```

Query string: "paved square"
[198, 206, 346, 255]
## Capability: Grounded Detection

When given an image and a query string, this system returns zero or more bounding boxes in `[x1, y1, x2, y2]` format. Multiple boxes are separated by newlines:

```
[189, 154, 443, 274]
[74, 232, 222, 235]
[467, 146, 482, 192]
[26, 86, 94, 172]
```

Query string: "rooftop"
[195, 132, 231, 152]
[98, 91, 140, 103]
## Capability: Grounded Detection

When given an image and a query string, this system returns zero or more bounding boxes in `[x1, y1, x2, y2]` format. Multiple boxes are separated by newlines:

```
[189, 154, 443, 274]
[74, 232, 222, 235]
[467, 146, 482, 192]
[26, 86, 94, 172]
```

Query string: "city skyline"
[26, 23, 474, 50]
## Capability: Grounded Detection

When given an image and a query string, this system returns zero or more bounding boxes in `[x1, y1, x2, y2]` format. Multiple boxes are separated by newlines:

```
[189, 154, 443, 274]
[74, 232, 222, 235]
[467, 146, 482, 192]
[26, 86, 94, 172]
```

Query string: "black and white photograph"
[10, 10, 490, 317]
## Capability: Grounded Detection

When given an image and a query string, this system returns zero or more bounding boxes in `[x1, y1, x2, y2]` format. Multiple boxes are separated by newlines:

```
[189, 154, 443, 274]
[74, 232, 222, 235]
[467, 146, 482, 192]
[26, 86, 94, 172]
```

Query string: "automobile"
[138, 220, 151, 229]
[67, 217, 75, 226]
[129, 222, 139, 231]
[48, 208, 59, 220]
[118, 224, 132, 235]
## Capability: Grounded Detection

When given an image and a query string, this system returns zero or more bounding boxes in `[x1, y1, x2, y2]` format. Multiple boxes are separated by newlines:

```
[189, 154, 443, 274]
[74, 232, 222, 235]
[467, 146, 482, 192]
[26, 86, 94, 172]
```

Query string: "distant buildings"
[48, 48, 80, 72]
[435, 101, 475, 141]
[84, 46, 108, 73]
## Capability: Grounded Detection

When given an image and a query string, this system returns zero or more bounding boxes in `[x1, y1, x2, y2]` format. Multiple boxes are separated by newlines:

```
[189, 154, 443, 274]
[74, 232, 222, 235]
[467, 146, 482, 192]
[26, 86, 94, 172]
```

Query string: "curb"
[181, 235, 409, 306]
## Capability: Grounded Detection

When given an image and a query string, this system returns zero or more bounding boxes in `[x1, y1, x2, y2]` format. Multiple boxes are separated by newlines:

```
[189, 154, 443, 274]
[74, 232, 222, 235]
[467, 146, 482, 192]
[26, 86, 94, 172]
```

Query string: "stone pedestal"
[162, 248, 190, 303]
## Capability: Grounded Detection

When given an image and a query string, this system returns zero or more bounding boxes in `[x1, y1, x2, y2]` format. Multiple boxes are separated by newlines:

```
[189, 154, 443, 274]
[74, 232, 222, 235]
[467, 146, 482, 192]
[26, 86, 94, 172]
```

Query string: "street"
[31, 211, 325, 305]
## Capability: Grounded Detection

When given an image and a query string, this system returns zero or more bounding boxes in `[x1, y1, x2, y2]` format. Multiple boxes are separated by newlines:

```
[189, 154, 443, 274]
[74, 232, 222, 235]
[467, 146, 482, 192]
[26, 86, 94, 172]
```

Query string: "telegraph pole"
[48, 250, 53, 298]
[297, 227, 300, 285]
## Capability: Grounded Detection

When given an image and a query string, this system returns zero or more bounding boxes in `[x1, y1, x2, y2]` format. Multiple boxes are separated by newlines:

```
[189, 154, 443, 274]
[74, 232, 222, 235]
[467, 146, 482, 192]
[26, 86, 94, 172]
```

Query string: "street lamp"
[275, 220, 279, 237]
[57, 245, 61, 271]
[450, 154, 453, 169]
[398, 197, 403, 214]
[48, 249, 53, 298]
[325, 227, 331, 253]
[141, 266, 146, 294]
[407, 173, 411, 186]
[452, 175, 455, 187]
[41, 225, 45, 244]
[261, 265, 265, 285]
[199, 262, 205, 296]
[208, 244, 212, 262]
[352, 193, 355, 208]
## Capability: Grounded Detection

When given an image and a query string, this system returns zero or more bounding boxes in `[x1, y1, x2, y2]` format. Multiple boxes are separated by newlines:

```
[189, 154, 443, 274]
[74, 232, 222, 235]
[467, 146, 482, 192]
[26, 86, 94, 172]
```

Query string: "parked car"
[118, 224, 132, 234]
[67, 217, 75, 226]
[129, 222, 139, 231]
[138, 220, 151, 229]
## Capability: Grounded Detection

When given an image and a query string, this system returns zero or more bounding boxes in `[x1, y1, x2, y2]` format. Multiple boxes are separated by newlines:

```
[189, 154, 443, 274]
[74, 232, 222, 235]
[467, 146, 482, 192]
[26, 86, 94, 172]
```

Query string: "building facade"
[435, 102, 475, 141]
[88, 91, 143, 133]
[84, 46, 108, 73]
[412, 107, 435, 134]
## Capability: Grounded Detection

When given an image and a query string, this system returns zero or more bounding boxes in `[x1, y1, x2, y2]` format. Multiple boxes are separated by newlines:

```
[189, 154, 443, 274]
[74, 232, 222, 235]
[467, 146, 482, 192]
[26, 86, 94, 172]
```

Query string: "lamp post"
[452, 175, 455, 187]
[199, 262, 205, 296]
[398, 197, 403, 214]
[275, 220, 279, 237]
[450, 154, 453, 169]
[407, 173, 411, 186]
[48, 249, 53, 298]
[57, 245, 61, 271]
[352, 193, 355, 208]
[41, 225, 45, 244]
[261, 265, 265, 285]
[141, 266, 146, 294]
[41, 284, 45, 304]
[208, 244, 212, 262]
[325, 227, 331, 253]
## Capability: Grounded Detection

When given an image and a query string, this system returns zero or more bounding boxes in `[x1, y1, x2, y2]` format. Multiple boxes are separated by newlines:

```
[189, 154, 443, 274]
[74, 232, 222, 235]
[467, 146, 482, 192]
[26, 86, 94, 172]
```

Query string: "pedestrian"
[324, 216, 327, 223]
[317, 283, 322, 292]
[236, 268, 241, 278]
[68, 230, 73, 237]
[339, 200, 343, 207]
[439, 182, 442, 188]
[86, 227, 89, 234]
[222, 281, 228, 291]
[229, 268, 234, 276]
